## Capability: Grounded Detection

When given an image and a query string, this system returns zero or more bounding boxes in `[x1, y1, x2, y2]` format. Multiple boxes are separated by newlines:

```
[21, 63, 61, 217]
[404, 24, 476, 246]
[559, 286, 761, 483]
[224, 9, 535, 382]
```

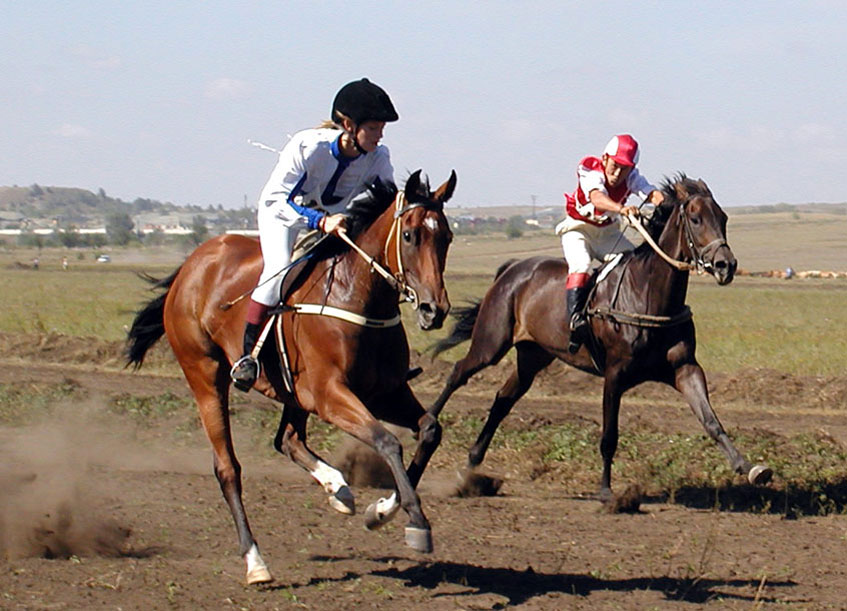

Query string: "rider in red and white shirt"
[556, 134, 665, 353]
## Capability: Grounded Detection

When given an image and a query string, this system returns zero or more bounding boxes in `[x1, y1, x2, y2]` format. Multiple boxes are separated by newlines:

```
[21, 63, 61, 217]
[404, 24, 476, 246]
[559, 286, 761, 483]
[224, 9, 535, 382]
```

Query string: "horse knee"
[373, 428, 403, 459]
[418, 414, 442, 448]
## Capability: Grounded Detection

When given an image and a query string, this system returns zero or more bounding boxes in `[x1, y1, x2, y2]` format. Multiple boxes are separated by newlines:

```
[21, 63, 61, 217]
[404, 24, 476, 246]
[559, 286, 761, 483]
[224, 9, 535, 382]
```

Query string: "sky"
[2, 1, 845, 210]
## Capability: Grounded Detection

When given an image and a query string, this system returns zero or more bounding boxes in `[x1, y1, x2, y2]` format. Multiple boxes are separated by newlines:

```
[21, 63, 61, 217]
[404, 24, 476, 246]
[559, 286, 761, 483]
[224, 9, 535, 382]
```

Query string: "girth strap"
[589, 305, 693, 328]
[290, 303, 401, 328]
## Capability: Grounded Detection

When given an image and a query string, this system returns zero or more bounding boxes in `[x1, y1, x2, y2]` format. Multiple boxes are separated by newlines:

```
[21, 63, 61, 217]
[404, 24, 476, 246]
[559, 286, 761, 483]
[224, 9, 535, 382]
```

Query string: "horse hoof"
[405, 526, 433, 553]
[244, 543, 273, 585]
[246, 566, 273, 585]
[364, 495, 400, 530]
[598, 488, 613, 504]
[328, 485, 355, 515]
[748, 464, 773, 486]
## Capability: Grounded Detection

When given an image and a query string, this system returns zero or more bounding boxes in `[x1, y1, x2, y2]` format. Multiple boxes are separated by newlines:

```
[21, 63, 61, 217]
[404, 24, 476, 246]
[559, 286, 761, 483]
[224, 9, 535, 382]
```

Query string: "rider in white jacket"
[231, 78, 399, 391]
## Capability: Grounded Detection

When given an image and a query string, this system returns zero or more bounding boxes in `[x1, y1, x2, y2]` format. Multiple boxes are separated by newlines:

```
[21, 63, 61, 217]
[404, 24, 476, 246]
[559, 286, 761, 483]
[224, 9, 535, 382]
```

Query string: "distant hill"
[0, 184, 251, 230]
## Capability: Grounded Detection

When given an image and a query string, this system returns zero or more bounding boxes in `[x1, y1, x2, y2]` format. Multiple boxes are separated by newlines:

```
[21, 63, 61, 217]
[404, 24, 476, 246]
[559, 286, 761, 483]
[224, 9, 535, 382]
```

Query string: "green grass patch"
[0, 379, 84, 425]
[446, 414, 847, 516]
[108, 391, 194, 421]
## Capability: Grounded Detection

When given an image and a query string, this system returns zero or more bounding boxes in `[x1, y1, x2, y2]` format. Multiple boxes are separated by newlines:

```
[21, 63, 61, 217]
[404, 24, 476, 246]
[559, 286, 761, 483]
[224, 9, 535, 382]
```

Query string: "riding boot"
[231, 321, 263, 392]
[566, 286, 590, 354]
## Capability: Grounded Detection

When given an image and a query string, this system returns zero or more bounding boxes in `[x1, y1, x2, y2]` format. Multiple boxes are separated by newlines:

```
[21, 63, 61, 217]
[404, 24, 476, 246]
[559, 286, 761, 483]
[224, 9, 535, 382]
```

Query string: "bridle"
[676, 199, 729, 276]
[337, 190, 446, 310]
[625, 197, 727, 276]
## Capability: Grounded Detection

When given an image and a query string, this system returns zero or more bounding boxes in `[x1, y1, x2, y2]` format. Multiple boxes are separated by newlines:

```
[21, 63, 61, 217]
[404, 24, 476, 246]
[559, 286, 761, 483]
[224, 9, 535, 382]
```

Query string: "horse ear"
[434, 170, 457, 204]
[404, 170, 424, 201]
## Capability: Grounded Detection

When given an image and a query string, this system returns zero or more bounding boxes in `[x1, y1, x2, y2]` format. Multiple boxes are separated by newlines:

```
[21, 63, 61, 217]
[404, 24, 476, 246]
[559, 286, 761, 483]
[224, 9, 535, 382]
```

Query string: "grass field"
[2, 207, 846, 376]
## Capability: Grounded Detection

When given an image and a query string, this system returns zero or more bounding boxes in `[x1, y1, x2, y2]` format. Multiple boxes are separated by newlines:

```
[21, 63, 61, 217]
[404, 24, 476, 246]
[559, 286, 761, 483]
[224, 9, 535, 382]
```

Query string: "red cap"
[603, 134, 639, 166]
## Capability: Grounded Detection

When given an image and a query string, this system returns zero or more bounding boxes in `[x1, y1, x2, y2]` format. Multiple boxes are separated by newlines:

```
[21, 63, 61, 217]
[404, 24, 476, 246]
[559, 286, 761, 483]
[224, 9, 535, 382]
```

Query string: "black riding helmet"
[331, 78, 399, 125]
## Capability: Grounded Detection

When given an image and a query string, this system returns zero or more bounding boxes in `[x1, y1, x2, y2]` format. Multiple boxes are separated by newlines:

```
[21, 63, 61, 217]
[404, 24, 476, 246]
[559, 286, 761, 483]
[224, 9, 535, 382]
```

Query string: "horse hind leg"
[468, 342, 554, 469]
[273, 405, 355, 515]
[181, 354, 272, 584]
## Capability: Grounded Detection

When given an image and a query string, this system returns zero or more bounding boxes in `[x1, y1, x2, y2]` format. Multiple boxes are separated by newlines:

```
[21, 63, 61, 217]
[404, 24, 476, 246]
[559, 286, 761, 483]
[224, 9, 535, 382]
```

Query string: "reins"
[622, 201, 728, 276]
[336, 190, 420, 308]
[622, 214, 695, 272]
[587, 198, 727, 329]
[293, 190, 433, 328]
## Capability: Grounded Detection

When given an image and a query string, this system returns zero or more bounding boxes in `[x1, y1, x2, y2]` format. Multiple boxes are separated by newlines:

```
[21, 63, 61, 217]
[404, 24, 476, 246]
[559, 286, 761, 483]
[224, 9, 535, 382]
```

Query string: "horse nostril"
[418, 302, 434, 317]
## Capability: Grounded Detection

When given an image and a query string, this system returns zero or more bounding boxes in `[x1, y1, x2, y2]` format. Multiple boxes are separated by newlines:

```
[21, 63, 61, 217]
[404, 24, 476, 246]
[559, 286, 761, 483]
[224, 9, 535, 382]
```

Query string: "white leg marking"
[244, 543, 272, 584]
[375, 492, 399, 518]
[310, 460, 348, 495]
[311, 460, 355, 514]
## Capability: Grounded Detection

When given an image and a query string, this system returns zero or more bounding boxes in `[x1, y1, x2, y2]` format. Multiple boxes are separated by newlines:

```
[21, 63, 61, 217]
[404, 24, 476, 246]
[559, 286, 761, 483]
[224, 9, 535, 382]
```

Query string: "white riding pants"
[251, 200, 310, 306]
[556, 216, 634, 275]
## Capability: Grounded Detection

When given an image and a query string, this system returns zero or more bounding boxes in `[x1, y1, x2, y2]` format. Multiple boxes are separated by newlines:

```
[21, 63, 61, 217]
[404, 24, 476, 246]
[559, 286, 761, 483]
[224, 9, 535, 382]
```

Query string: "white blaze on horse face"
[310, 460, 349, 494]
[424, 217, 439, 232]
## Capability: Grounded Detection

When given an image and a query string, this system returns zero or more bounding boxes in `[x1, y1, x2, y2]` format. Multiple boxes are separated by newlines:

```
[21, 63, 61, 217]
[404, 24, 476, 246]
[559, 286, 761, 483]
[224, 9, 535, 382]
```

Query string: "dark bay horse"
[127, 170, 456, 584]
[429, 175, 772, 502]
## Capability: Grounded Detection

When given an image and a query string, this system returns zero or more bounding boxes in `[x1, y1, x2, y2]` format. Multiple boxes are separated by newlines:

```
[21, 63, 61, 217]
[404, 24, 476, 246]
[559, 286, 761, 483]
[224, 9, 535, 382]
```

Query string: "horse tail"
[430, 300, 481, 357]
[126, 267, 182, 369]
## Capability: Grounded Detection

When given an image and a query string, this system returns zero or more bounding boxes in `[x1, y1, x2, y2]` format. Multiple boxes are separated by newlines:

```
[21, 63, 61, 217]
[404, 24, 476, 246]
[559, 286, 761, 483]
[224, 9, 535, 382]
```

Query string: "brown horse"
[127, 170, 456, 584]
[429, 175, 772, 503]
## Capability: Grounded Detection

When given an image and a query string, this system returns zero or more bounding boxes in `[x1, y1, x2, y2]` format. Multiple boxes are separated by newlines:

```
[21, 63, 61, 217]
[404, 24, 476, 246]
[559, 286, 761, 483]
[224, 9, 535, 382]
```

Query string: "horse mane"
[638, 173, 710, 237]
[304, 177, 398, 262]
[344, 177, 398, 239]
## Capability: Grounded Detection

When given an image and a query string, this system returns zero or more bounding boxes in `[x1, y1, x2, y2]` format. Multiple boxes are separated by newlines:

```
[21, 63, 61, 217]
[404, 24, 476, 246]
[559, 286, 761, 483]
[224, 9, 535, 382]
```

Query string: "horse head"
[658, 174, 737, 285]
[394, 170, 456, 330]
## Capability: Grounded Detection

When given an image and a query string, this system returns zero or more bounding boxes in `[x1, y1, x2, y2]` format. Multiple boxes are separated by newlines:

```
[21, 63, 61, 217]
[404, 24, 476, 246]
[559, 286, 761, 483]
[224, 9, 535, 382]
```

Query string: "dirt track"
[2, 337, 847, 609]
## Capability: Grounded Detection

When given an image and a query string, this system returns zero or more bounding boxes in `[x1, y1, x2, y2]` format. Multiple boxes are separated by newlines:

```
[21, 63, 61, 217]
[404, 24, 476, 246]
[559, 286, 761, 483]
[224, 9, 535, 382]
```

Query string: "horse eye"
[402, 230, 412, 243]
[690, 215, 701, 226]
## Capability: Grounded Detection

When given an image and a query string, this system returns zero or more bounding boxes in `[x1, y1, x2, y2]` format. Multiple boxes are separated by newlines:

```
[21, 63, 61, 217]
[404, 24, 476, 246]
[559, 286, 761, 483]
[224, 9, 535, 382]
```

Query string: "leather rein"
[591, 199, 727, 329]
[295, 191, 437, 328]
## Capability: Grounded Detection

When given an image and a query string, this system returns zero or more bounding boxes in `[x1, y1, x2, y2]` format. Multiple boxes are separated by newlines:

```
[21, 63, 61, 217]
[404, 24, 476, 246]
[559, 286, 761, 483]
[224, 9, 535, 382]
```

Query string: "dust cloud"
[0, 395, 205, 560]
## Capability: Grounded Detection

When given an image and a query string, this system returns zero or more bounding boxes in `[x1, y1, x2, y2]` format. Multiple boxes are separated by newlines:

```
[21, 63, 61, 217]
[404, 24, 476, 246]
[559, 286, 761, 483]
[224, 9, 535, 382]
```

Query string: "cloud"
[54, 124, 92, 139]
[204, 77, 252, 100]
[69, 44, 121, 70]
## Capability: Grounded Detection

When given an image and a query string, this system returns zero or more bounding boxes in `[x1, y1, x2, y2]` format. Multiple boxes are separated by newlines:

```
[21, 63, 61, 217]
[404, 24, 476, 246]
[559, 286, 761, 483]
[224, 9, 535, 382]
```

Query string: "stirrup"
[231, 355, 260, 392]
[568, 316, 588, 354]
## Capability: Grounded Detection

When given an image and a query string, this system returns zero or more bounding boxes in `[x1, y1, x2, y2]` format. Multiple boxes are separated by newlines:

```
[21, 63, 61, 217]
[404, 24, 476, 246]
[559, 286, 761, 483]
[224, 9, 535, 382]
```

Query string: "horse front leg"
[675, 362, 773, 485]
[361, 384, 441, 536]
[319, 381, 433, 553]
[599, 370, 624, 503]
[273, 404, 355, 515]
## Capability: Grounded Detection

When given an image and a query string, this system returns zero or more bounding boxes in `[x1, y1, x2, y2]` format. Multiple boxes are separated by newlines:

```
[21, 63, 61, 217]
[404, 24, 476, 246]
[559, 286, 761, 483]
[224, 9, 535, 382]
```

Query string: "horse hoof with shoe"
[364, 492, 401, 530]
[405, 526, 434, 553]
[328, 485, 356, 514]
[748, 464, 773, 486]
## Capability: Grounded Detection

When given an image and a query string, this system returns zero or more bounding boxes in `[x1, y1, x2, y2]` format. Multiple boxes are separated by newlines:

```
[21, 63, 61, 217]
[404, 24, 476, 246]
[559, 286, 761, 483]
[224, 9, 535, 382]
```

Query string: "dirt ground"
[2, 334, 847, 609]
